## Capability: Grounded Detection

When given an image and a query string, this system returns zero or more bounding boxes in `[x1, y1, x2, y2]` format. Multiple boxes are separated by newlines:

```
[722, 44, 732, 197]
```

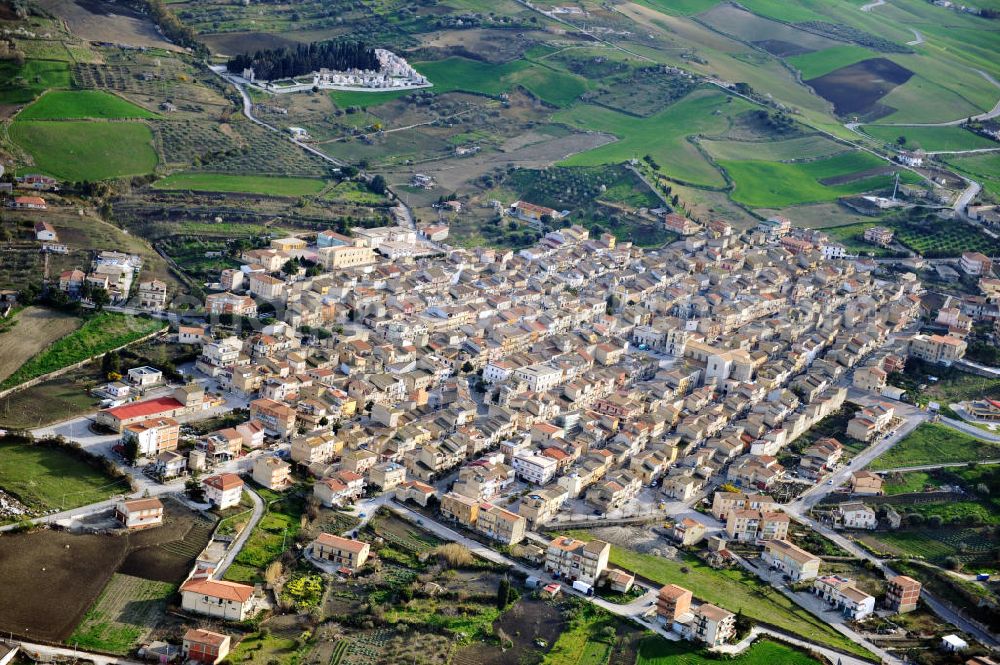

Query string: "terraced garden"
[69, 574, 175, 654]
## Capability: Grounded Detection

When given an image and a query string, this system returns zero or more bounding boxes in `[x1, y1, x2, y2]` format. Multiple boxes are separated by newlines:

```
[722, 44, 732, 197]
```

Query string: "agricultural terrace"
[870, 423, 1000, 470]
[720, 151, 920, 208]
[555, 88, 755, 188]
[10, 121, 158, 181]
[861, 125, 998, 153]
[635, 636, 823, 665]
[153, 173, 329, 197]
[499, 165, 672, 246]
[562, 532, 872, 658]
[0, 313, 166, 390]
[0, 60, 71, 104]
[18, 90, 159, 120]
[0, 437, 129, 514]
[70, 574, 176, 654]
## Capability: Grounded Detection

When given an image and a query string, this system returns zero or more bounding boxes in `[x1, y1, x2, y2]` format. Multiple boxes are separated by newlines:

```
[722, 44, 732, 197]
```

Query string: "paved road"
[14, 641, 146, 665]
[875, 459, 1000, 473]
[214, 487, 265, 579]
[860, 0, 886, 11]
[941, 415, 1000, 442]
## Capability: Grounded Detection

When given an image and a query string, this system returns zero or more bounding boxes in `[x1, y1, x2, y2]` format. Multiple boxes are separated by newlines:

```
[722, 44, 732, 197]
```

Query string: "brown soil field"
[0, 307, 82, 383]
[806, 57, 913, 117]
[0, 529, 130, 641]
[0, 499, 214, 641]
[453, 598, 564, 665]
[36, 0, 182, 52]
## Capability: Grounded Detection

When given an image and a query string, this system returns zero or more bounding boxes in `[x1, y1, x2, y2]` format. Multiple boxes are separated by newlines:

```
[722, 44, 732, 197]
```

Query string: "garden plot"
[69, 574, 175, 654]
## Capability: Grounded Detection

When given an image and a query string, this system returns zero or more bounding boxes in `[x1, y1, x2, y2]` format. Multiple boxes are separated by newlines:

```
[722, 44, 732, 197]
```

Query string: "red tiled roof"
[180, 578, 254, 602]
[102, 397, 184, 421]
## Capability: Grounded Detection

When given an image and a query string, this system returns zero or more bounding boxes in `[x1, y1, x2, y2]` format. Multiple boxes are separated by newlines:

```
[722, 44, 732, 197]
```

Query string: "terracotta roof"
[315, 532, 368, 553]
[203, 473, 244, 491]
[180, 578, 254, 602]
[183, 629, 229, 646]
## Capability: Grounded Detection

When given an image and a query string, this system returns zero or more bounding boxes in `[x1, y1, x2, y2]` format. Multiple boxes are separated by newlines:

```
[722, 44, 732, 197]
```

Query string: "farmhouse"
[9, 195, 46, 210]
[180, 579, 256, 620]
[310, 533, 371, 572]
[863, 226, 894, 247]
[509, 201, 568, 226]
[114, 497, 164, 530]
[33, 221, 57, 241]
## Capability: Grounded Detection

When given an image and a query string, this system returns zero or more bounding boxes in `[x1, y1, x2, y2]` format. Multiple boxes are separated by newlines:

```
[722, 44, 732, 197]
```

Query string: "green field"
[564, 532, 872, 659]
[944, 152, 1000, 198]
[10, 121, 158, 181]
[18, 91, 160, 120]
[636, 637, 822, 665]
[70, 574, 176, 653]
[0, 60, 71, 104]
[154, 172, 328, 197]
[555, 88, 755, 188]
[0, 438, 129, 513]
[701, 134, 848, 162]
[0, 313, 166, 390]
[721, 151, 919, 207]
[329, 87, 414, 109]
[862, 125, 998, 152]
[787, 46, 880, 80]
[871, 423, 1000, 470]
[410, 57, 587, 108]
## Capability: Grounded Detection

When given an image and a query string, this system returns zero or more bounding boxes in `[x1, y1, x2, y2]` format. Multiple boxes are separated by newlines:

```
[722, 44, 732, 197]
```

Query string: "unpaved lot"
[0, 306, 81, 383]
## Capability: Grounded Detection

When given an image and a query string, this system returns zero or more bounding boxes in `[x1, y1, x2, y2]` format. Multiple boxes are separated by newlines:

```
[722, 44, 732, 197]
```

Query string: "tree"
[102, 350, 122, 378]
[123, 436, 140, 464]
[497, 576, 512, 610]
[368, 174, 387, 195]
[91, 287, 110, 312]
[461, 361, 474, 374]
[896, 136, 907, 146]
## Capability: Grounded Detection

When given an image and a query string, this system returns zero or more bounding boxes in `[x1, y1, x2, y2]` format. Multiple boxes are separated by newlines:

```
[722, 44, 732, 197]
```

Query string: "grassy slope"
[943, 152, 1000, 197]
[788, 45, 880, 80]
[0, 440, 128, 512]
[555, 87, 753, 187]
[0, 313, 166, 389]
[18, 90, 160, 120]
[0, 60, 71, 104]
[871, 422, 1000, 470]
[862, 125, 998, 152]
[153, 172, 328, 196]
[564, 532, 873, 658]
[700, 134, 848, 161]
[637, 637, 822, 665]
[10, 121, 158, 181]
[721, 151, 919, 207]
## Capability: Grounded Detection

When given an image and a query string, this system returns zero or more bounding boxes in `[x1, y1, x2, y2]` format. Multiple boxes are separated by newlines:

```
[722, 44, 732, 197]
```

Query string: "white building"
[513, 451, 559, 485]
[203, 473, 244, 509]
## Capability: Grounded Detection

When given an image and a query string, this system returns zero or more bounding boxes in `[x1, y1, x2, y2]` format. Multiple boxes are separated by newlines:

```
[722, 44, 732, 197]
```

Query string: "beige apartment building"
[544, 536, 611, 584]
